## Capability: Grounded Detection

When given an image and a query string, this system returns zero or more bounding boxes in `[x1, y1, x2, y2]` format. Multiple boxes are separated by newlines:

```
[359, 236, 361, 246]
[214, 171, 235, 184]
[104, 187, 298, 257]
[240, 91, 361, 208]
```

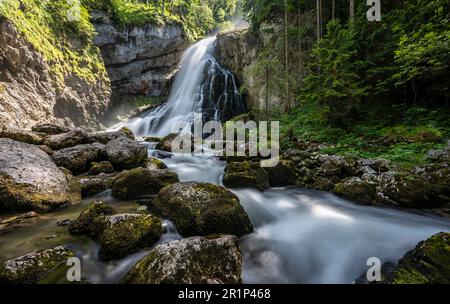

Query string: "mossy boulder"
[390, 232, 450, 284]
[145, 157, 168, 171]
[0, 246, 75, 284]
[155, 133, 179, 152]
[95, 214, 162, 261]
[112, 167, 179, 200]
[223, 162, 270, 190]
[313, 177, 335, 191]
[264, 160, 299, 187]
[105, 137, 147, 170]
[79, 177, 110, 198]
[69, 201, 115, 235]
[43, 129, 90, 150]
[87, 161, 114, 175]
[87, 127, 135, 144]
[124, 236, 242, 284]
[317, 155, 359, 180]
[32, 123, 70, 135]
[0, 138, 81, 212]
[151, 182, 253, 237]
[0, 125, 44, 145]
[51, 143, 105, 175]
[333, 177, 377, 205]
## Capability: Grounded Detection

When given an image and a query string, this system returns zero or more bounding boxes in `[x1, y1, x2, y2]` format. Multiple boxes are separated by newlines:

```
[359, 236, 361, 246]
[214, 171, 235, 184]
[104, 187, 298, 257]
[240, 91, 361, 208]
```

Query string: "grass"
[276, 101, 450, 169]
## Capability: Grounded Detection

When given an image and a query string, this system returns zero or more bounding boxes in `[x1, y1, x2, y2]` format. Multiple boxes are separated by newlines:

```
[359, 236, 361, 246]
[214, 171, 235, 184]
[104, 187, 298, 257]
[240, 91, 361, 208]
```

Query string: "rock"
[79, 177, 110, 198]
[44, 129, 90, 150]
[144, 137, 161, 143]
[151, 182, 253, 237]
[145, 158, 168, 170]
[317, 155, 359, 180]
[87, 161, 115, 175]
[112, 168, 178, 199]
[32, 123, 70, 135]
[359, 158, 390, 173]
[264, 160, 299, 187]
[333, 177, 376, 205]
[223, 162, 270, 190]
[0, 138, 80, 212]
[87, 127, 135, 144]
[124, 236, 242, 284]
[95, 214, 162, 261]
[155, 133, 179, 152]
[38, 145, 54, 155]
[69, 201, 115, 235]
[0, 125, 43, 145]
[105, 137, 148, 170]
[389, 232, 450, 284]
[0, 246, 75, 283]
[313, 178, 335, 191]
[51, 143, 105, 175]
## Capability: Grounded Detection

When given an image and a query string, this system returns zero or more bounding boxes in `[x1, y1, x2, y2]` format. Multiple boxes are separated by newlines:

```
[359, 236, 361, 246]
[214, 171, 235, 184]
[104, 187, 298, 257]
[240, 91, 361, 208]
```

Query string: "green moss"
[223, 162, 270, 190]
[0, 84, 5, 94]
[87, 161, 114, 175]
[69, 201, 115, 235]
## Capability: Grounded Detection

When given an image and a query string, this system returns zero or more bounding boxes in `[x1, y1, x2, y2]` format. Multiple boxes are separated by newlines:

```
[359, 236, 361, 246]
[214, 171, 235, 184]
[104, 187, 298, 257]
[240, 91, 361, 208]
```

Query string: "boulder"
[38, 145, 54, 156]
[31, 123, 70, 135]
[0, 125, 43, 145]
[155, 133, 179, 152]
[333, 177, 377, 205]
[317, 155, 359, 180]
[151, 182, 253, 237]
[44, 129, 90, 150]
[145, 158, 168, 171]
[69, 201, 115, 235]
[87, 161, 115, 175]
[389, 232, 450, 284]
[79, 177, 110, 198]
[264, 160, 299, 187]
[112, 168, 178, 199]
[105, 137, 148, 170]
[87, 127, 135, 144]
[95, 214, 162, 261]
[0, 246, 75, 284]
[223, 162, 270, 190]
[51, 143, 105, 175]
[0, 138, 81, 212]
[124, 236, 242, 284]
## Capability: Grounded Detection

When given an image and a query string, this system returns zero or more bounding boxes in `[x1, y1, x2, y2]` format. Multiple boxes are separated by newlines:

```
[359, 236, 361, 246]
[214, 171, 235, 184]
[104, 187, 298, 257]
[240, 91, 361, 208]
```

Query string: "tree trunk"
[332, 0, 336, 19]
[349, 0, 355, 19]
[284, 0, 291, 113]
[316, 0, 321, 42]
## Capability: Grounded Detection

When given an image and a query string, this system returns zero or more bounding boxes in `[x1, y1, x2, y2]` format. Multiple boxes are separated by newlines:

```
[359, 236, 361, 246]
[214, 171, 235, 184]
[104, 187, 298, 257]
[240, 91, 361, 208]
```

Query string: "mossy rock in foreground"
[0, 246, 75, 284]
[95, 214, 162, 261]
[123, 236, 242, 284]
[69, 201, 115, 235]
[390, 232, 450, 284]
[223, 162, 270, 191]
[151, 182, 253, 237]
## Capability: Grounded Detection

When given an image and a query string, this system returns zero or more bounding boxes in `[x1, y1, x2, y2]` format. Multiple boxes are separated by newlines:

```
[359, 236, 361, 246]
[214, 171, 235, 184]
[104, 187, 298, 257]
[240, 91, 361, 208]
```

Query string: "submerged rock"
[151, 182, 253, 237]
[223, 162, 270, 190]
[112, 167, 178, 199]
[0, 246, 75, 284]
[44, 129, 90, 150]
[51, 143, 105, 175]
[69, 201, 115, 235]
[105, 137, 147, 170]
[32, 123, 70, 135]
[333, 177, 376, 205]
[0, 125, 44, 145]
[389, 232, 450, 284]
[124, 236, 242, 284]
[0, 138, 81, 212]
[95, 214, 162, 261]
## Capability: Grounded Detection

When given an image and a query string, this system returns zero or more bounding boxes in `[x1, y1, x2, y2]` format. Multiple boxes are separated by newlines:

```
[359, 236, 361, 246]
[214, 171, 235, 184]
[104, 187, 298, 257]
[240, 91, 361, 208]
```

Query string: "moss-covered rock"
[87, 161, 114, 175]
[317, 155, 359, 180]
[0, 125, 44, 145]
[313, 177, 335, 191]
[223, 162, 270, 190]
[151, 182, 253, 237]
[333, 177, 376, 205]
[0, 246, 75, 284]
[51, 143, 105, 175]
[95, 213, 162, 261]
[144, 157, 168, 171]
[390, 232, 450, 284]
[105, 137, 148, 170]
[155, 133, 179, 152]
[87, 127, 135, 144]
[32, 123, 70, 135]
[112, 167, 178, 199]
[69, 201, 115, 235]
[264, 160, 299, 187]
[124, 235, 242, 284]
[79, 177, 110, 198]
[44, 129, 91, 150]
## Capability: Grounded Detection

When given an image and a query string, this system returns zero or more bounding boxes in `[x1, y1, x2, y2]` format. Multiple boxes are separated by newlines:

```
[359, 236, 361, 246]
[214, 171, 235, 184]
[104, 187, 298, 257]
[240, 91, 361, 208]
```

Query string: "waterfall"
[124, 37, 246, 137]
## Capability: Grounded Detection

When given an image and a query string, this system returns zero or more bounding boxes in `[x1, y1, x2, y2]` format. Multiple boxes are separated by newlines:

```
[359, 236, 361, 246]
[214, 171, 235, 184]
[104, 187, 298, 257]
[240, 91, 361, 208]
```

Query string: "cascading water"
[124, 37, 246, 137]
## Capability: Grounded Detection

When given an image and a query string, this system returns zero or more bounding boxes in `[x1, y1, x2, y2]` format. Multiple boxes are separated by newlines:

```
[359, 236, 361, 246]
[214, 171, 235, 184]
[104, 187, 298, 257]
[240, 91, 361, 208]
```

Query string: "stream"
[1, 37, 450, 284]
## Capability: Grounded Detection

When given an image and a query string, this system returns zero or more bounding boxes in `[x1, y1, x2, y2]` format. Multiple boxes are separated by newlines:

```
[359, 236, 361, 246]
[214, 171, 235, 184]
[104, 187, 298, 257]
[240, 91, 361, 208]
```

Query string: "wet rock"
[0, 125, 44, 145]
[87, 161, 114, 175]
[389, 232, 450, 284]
[51, 143, 105, 175]
[264, 160, 299, 187]
[0, 138, 81, 212]
[87, 127, 135, 144]
[124, 236, 242, 284]
[313, 178, 335, 191]
[333, 177, 376, 205]
[155, 133, 179, 152]
[112, 167, 178, 199]
[37, 145, 54, 156]
[105, 137, 148, 170]
[79, 177, 110, 198]
[95, 214, 162, 261]
[0, 246, 75, 283]
[145, 157, 168, 171]
[69, 201, 115, 235]
[151, 182, 253, 237]
[223, 162, 270, 190]
[144, 136, 161, 143]
[44, 129, 90, 150]
[32, 123, 70, 135]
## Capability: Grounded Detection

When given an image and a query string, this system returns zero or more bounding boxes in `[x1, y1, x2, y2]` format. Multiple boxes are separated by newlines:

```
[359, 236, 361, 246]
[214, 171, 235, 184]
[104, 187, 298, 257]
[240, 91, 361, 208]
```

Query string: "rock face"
[0, 246, 75, 284]
[124, 236, 242, 284]
[105, 137, 148, 170]
[151, 182, 253, 237]
[51, 143, 105, 175]
[0, 20, 111, 128]
[0, 138, 80, 212]
[389, 232, 450, 284]
[93, 17, 187, 99]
